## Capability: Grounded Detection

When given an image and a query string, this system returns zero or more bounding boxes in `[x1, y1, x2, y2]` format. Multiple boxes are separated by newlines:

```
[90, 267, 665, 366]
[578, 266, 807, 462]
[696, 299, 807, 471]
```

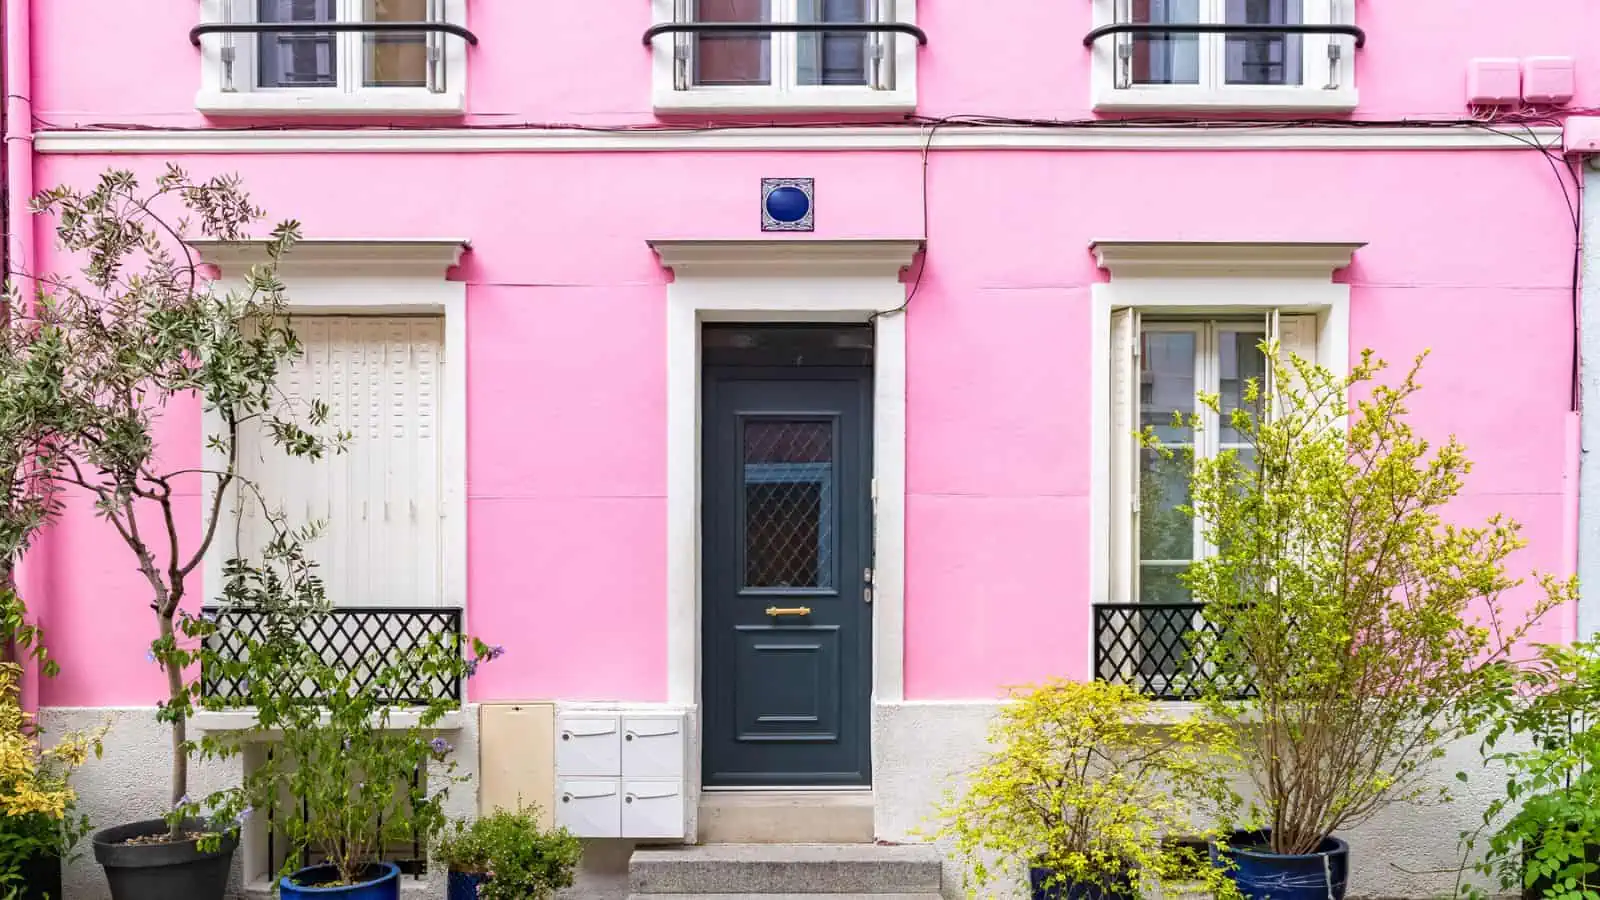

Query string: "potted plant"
[0, 661, 104, 900]
[196, 538, 501, 899]
[1459, 639, 1600, 900]
[436, 807, 581, 900]
[931, 678, 1240, 900]
[1145, 347, 1573, 900]
[20, 168, 339, 900]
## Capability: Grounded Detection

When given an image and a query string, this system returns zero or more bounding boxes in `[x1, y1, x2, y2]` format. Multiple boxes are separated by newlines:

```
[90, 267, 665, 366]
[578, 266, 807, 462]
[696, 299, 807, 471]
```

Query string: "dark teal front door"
[701, 367, 873, 788]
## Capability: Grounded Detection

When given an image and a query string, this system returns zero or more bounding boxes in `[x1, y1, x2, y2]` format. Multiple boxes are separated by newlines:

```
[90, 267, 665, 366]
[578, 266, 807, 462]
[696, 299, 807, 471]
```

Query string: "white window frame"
[197, 0, 468, 116]
[1089, 242, 1360, 644]
[186, 238, 469, 733]
[1089, 0, 1357, 112]
[650, 0, 918, 114]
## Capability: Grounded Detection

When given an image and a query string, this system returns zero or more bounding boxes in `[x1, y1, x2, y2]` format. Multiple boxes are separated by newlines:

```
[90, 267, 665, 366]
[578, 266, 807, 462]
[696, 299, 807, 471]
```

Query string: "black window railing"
[200, 606, 464, 707]
[1093, 602, 1251, 701]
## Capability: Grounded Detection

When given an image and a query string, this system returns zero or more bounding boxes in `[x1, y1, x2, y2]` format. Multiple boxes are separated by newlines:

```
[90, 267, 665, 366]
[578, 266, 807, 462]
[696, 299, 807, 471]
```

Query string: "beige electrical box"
[478, 703, 556, 828]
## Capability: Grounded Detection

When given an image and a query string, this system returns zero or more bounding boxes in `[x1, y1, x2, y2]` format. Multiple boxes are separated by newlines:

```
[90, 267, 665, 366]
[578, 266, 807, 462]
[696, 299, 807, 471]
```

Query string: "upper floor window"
[648, 0, 922, 114]
[1088, 0, 1359, 112]
[196, 0, 470, 115]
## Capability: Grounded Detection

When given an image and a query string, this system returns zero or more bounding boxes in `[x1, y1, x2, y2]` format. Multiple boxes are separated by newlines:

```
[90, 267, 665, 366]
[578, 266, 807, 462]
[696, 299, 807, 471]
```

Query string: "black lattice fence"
[1093, 603, 1252, 700]
[200, 607, 464, 706]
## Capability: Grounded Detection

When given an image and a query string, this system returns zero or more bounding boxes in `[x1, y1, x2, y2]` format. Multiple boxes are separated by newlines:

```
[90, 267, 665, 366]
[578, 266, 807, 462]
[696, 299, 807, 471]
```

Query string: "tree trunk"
[158, 610, 188, 840]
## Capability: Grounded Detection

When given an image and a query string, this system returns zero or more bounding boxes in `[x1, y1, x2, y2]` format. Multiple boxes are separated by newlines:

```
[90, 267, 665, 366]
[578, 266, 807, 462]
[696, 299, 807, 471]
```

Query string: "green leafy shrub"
[1147, 346, 1572, 855]
[192, 538, 500, 886]
[1462, 639, 1600, 900]
[436, 808, 581, 900]
[930, 679, 1240, 900]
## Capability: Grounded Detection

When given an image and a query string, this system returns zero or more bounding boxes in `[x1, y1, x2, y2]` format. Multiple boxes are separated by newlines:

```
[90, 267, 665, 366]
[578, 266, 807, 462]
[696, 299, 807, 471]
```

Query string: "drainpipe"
[3, 0, 41, 711]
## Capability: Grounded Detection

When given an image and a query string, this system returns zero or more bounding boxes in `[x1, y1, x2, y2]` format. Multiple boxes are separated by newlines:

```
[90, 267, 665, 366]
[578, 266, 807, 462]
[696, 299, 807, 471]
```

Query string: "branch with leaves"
[23, 167, 344, 841]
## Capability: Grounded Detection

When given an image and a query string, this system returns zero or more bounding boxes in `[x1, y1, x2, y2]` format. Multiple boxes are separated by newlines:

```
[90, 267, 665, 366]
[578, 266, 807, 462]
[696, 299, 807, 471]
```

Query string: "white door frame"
[652, 240, 921, 789]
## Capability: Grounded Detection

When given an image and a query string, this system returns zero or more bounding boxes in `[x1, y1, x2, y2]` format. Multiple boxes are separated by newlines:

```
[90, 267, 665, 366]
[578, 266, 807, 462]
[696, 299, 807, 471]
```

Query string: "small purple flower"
[201, 611, 218, 624]
[235, 806, 253, 825]
[343, 736, 352, 750]
[174, 794, 190, 809]
[464, 659, 479, 677]
[486, 644, 506, 661]
[146, 649, 158, 664]
[429, 737, 453, 754]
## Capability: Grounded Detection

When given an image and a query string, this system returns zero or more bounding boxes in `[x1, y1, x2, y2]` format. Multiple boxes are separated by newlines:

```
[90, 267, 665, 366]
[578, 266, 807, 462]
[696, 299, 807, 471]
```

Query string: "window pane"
[1139, 564, 1192, 604]
[798, 0, 870, 87]
[1225, 0, 1303, 86]
[364, 0, 429, 88]
[258, 0, 337, 89]
[743, 421, 834, 589]
[1140, 329, 1196, 442]
[1130, 0, 1200, 86]
[1139, 448, 1193, 561]
[1219, 329, 1266, 443]
[694, 0, 772, 87]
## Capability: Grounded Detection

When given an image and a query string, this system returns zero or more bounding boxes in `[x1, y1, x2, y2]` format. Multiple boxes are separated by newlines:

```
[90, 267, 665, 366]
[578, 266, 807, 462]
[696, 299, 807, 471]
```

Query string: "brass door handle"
[765, 606, 813, 617]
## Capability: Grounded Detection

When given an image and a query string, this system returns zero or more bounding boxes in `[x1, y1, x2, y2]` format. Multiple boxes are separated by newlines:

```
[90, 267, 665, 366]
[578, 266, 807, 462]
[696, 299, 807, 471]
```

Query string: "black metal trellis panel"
[1092, 603, 1252, 701]
[201, 607, 463, 706]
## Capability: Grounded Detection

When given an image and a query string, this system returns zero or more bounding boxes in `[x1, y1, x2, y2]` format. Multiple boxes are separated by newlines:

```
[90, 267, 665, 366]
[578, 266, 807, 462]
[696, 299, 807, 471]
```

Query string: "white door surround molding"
[652, 238, 922, 718]
[187, 238, 470, 651]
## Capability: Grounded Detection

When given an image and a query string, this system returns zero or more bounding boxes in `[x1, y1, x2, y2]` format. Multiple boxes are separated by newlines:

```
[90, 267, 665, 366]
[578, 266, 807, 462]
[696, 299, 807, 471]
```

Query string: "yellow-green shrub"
[930, 679, 1238, 900]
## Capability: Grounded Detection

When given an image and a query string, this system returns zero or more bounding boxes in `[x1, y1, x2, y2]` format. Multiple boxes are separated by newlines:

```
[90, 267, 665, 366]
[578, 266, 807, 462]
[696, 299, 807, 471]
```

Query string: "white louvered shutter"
[1108, 307, 1140, 605]
[1267, 312, 1320, 410]
[238, 316, 446, 608]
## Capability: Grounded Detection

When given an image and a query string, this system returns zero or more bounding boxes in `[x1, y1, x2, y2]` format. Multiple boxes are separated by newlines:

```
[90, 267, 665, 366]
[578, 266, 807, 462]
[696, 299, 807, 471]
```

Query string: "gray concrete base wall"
[41, 706, 479, 900]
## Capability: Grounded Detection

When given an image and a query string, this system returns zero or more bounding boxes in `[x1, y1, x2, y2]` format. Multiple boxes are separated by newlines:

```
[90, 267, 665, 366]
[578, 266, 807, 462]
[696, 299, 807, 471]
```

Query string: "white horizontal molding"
[34, 125, 1561, 155]
[188, 237, 470, 278]
[192, 708, 466, 733]
[1091, 240, 1365, 279]
[651, 239, 923, 279]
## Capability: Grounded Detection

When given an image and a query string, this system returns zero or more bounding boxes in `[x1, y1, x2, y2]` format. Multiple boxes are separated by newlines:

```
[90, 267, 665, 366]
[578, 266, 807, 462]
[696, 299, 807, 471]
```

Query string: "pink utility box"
[1524, 56, 1576, 104]
[1467, 58, 1522, 106]
[1465, 57, 1516, 105]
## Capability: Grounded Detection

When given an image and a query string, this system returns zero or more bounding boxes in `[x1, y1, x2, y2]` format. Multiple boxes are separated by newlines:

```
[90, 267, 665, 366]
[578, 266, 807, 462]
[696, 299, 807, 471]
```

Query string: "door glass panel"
[694, 0, 772, 86]
[1225, 0, 1304, 86]
[364, 0, 430, 88]
[798, 0, 870, 86]
[743, 421, 834, 589]
[258, 0, 337, 88]
[1129, 0, 1201, 86]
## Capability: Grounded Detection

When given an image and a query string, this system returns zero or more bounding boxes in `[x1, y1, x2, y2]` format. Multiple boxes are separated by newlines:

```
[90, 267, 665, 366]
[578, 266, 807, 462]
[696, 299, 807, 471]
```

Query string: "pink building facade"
[6, 1, 1599, 897]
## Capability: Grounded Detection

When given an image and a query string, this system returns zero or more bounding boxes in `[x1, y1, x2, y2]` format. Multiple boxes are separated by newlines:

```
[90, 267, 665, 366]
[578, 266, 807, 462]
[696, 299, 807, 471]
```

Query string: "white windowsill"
[196, 89, 466, 117]
[1092, 85, 1358, 113]
[193, 709, 465, 733]
[652, 86, 916, 115]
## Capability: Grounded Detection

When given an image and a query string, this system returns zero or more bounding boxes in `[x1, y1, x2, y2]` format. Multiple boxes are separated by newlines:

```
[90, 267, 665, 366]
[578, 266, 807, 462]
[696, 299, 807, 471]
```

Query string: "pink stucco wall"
[17, 2, 1585, 707]
[28, 1, 1600, 124]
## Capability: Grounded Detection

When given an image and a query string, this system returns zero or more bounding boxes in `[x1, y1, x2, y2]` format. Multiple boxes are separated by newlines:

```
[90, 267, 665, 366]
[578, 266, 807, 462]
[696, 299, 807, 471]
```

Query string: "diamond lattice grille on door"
[742, 420, 835, 589]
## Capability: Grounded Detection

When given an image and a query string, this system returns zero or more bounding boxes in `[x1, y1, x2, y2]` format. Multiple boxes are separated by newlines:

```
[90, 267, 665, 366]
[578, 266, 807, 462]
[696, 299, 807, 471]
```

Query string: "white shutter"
[1108, 307, 1140, 605]
[239, 316, 446, 608]
[1268, 312, 1320, 412]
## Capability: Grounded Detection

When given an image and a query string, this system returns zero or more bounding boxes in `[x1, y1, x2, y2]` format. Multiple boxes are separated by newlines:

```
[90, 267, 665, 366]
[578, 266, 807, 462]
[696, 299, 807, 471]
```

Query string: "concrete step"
[629, 843, 942, 895]
[698, 791, 875, 844]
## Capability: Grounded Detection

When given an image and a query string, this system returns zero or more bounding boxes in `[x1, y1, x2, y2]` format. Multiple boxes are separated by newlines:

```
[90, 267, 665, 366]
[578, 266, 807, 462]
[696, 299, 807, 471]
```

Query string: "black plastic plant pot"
[1210, 829, 1349, 900]
[17, 849, 61, 900]
[1028, 866, 1137, 900]
[92, 819, 237, 900]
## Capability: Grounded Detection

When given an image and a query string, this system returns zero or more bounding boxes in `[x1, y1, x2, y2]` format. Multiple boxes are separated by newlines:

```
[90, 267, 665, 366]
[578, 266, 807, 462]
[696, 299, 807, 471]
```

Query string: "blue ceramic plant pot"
[1211, 831, 1349, 900]
[279, 862, 401, 900]
[1028, 866, 1136, 900]
[448, 870, 489, 900]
